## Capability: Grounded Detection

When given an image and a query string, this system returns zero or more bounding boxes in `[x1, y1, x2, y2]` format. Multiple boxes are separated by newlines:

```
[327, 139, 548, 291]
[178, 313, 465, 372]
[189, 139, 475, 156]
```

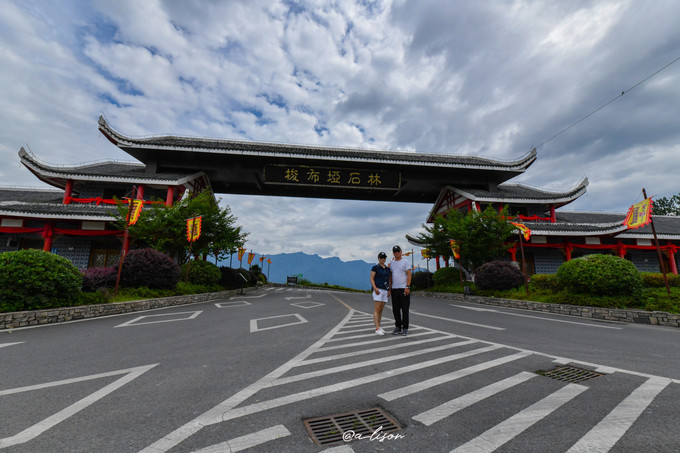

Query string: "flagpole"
[643, 188, 671, 295]
[115, 186, 137, 295]
[514, 216, 530, 295]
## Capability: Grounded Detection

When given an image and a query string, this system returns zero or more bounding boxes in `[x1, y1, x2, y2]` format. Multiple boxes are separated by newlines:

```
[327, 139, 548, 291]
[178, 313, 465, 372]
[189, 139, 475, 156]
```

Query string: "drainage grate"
[304, 407, 402, 445]
[537, 365, 604, 383]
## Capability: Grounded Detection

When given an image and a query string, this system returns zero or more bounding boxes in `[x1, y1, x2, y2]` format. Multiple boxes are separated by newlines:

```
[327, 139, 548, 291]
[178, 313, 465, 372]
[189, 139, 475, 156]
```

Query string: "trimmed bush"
[642, 272, 679, 288]
[474, 261, 525, 291]
[412, 271, 434, 290]
[119, 248, 180, 289]
[181, 260, 221, 286]
[0, 249, 83, 312]
[220, 267, 252, 289]
[556, 254, 642, 296]
[82, 267, 117, 292]
[433, 266, 462, 286]
[530, 274, 561, 292]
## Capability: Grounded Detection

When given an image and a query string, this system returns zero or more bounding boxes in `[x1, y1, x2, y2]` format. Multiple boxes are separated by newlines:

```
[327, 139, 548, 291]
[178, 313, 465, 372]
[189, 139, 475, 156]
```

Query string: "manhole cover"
[537, 365, 604, 383]
[304, 407, 402, 445]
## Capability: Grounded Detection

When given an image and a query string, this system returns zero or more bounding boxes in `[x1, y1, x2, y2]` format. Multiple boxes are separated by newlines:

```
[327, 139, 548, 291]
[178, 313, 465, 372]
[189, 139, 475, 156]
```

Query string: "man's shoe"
[392, 328, 402, 335]
[402, 329, 408, 336]
[375, 328, 385, 336]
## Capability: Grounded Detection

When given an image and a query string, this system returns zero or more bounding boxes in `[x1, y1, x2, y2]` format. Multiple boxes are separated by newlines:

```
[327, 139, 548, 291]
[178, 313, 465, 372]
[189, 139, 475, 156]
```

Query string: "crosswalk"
[143, 308, 678, 452]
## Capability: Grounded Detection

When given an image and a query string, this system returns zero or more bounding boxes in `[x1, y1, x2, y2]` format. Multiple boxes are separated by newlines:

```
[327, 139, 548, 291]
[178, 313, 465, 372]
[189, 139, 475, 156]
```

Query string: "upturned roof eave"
[19, 147, 205, 188]
[98, 116, 537, 172]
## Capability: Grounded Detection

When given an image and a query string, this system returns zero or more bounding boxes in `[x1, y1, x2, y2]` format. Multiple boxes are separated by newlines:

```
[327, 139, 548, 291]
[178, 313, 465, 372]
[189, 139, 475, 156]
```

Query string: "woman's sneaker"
[375, 327, 386, 335]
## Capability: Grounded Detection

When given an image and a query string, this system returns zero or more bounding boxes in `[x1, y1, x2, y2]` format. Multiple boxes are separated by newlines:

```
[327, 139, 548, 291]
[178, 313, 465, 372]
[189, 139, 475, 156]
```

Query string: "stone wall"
[0, 287, 256, 330]
[423, 291, 680, 328]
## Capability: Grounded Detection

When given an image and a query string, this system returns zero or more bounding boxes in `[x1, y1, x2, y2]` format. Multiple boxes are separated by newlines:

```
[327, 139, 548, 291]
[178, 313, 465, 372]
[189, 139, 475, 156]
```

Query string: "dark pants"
[392, 289, 410, 330]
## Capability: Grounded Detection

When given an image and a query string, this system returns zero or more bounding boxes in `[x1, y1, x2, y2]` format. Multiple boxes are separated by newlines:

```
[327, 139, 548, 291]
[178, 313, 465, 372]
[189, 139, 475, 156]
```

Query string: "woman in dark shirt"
[370, 252, 391, 335]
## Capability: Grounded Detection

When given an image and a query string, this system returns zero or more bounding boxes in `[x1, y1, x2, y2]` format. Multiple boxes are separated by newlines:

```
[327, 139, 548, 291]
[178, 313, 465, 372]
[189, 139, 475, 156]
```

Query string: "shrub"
[556, 254, 642, 296]
[180, 260, 221, 286]
[219, 267, 251, 289]
[0, 249, 83, 312]
[412, 271, 434, 290]
[81, 267, 117, 292]
[119, 248, 180, 289]
[474, 261, 526, 291]
[433, 266, 462, 286]
[641, 273, 680, 288]
[530, 274, 561, 292]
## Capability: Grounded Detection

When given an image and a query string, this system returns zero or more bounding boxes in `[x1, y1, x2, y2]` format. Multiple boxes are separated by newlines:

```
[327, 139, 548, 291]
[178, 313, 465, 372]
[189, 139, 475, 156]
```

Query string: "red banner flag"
[623, 198, 653, 229]
[247, 252, 255, 265]
[510, 221, 531, 241]
[186, 216, 203, 242]
[450, 240, 460, 260]
[238, 248, 246, 261]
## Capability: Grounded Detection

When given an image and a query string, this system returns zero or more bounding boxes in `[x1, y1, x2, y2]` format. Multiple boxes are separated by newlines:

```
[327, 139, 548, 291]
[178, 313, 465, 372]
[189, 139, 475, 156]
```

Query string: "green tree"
[420, 205, 517, 273]
[416, 216, 454, 263]
[652, 193, 680, 216]
[115, 190, 247, 264]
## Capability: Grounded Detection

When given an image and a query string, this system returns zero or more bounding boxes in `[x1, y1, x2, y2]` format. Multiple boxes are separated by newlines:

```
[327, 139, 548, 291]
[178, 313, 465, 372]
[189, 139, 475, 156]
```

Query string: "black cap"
[378, 252, 387, 259]
[392, 245, 401, 252]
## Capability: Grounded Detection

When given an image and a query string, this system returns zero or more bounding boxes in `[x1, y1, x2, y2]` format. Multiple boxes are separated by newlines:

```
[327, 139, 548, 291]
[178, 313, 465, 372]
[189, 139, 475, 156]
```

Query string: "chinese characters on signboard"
[264, 164, 400, 190]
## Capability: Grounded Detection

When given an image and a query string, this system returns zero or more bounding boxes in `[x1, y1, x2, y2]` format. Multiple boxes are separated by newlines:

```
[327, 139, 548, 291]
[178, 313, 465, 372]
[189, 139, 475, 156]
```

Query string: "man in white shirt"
[389, 245, 412, 336]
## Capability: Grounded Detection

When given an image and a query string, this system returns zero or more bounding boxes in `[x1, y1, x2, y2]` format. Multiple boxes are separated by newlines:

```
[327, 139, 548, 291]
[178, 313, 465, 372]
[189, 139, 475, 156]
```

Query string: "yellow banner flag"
[247, 252, 255, 265]
[186, 216, 203, 242]
[623, 198, 652, 229]
[238, 248, 246, 261]
[421, 248, 430, 259]
[128, 199, 143, 226]
[510, 221, 531, 241]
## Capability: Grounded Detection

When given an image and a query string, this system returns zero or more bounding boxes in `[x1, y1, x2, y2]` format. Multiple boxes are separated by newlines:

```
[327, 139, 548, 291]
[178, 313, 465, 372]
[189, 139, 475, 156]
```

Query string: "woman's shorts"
[372, 288, 389, 303]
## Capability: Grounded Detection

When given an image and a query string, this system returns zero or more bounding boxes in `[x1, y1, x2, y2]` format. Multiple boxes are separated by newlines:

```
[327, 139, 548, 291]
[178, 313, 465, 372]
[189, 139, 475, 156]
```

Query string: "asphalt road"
[2, 286, 680, 452]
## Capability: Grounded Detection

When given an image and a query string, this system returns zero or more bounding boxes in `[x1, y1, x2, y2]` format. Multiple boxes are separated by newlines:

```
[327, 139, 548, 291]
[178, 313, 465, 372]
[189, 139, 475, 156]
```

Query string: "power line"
[536, 55, 680, 149]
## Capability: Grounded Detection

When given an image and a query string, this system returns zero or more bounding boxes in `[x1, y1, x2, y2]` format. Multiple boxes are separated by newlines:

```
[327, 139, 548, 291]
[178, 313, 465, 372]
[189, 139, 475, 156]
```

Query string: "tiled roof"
[0, 188, 63, 203]
[99, 116, 538, 171]
[460, 178, 588, 203]
[19, 148, 202, 185]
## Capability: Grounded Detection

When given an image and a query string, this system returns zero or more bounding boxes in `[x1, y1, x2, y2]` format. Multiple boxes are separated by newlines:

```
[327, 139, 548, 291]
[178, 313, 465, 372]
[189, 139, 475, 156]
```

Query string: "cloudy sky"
[1, 0, 679, 267]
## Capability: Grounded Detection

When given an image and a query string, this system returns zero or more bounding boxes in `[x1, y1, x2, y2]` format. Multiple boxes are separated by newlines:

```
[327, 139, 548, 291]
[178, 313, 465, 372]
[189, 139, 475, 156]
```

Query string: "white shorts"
[372, 288, 389, 303]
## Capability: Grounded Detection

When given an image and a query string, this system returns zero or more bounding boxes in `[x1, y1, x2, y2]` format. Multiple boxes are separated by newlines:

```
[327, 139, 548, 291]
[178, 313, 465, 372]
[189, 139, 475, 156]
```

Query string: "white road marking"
[412, 371, 537, 425]
[190, 425, 290, 453]
[566, 376, 671, 452]
[214, 301, 251, 308]
[273, 340, 480, 386]
[452, 383, 588, 452]
[0, 342, 24, 349]
[382, 351, 532, 402]
[114, 311, 202, 327]
[249, 313, 308, 332]
[410, 310, 506, 330]
[290, 301, 325, 309]
[285, 293, 311, 300]
[0, 364, 158, 448]
[229, 293, 267, 299]
[451, 304, 623, 329]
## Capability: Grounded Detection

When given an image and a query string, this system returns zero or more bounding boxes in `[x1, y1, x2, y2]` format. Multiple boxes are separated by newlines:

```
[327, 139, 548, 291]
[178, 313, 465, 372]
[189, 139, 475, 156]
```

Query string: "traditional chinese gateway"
[1, 116, 678, 274]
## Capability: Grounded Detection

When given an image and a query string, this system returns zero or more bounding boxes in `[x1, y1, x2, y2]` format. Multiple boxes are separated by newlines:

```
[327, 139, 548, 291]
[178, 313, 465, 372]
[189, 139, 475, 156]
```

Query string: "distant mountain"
[219, 252, 374, 290]
[219, 252, 429, 290]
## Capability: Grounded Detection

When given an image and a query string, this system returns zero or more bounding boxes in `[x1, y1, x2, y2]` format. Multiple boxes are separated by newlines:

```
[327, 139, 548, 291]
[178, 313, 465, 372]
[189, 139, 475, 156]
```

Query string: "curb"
[0, 286, 258, 330]
[421, 291, 680, 328]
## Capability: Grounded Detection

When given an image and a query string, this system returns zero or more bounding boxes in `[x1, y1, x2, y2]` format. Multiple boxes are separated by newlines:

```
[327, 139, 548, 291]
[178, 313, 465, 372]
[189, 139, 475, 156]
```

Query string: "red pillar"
[42, 224, 53, 252]
[136, 185, 144, 200]
[436, 256, 441, 270]
[63, 180, 73, 204]
[668, 246, 678, 275]
[550, 205, 556, 223]
[564, 244, 572, 261]
[166, 186, 175, 206]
